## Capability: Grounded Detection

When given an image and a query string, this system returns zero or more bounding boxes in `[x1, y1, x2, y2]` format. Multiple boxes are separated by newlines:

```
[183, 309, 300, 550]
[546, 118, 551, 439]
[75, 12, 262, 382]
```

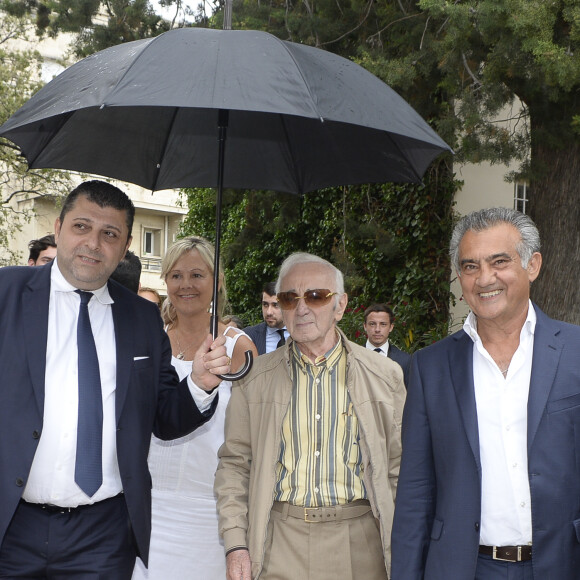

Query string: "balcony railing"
[141, 256, 162, 272]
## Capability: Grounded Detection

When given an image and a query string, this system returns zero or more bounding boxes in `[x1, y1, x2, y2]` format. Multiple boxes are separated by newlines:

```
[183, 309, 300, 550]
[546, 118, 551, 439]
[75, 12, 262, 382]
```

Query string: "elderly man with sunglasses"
[215, 252, 406, 580]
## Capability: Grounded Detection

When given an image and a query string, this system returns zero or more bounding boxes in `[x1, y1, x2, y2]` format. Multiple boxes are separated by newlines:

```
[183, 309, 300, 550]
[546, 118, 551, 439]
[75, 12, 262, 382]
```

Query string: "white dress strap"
[223, 325, 249, 353]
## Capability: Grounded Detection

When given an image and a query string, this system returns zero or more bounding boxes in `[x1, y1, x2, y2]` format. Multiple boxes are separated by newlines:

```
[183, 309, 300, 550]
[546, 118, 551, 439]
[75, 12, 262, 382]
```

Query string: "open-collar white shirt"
[463, 301, 535, 546]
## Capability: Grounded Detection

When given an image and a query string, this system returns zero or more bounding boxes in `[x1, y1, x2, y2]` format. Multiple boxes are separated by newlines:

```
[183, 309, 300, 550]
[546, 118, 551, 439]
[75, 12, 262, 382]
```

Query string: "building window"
[514, 182, 528, 214]
[143, 228, 162, 257]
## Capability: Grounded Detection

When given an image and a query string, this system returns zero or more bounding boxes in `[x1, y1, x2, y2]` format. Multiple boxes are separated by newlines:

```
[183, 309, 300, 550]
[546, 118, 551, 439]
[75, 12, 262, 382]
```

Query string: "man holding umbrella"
[0, 180, 230, 578]
[215, 252, 406, 580]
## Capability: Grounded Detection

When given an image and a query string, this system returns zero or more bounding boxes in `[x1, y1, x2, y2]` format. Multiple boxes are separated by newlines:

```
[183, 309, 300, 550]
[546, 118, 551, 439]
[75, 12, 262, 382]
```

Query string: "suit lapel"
[527, 306, 562, 453]
[260, 323, 267, 353]
[109, 283, 133, 423]
[450, 331, 481, 470]
[22, 265, 51, 415]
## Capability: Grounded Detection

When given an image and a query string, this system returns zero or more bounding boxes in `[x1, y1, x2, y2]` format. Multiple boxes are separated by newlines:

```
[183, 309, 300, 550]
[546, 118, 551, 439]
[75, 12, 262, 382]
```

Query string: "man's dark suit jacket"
[243, 321, 267, 355]
[0, 263, 217, 564]
[388, 344, 411, 388]
[392, 304, 580, 579]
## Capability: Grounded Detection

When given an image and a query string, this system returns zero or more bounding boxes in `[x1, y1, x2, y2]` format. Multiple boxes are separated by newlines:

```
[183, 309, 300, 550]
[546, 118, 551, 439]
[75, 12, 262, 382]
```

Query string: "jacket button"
[32, 430, 40, 439]
[15, 478, 24, 487]
[475, 522, 480, 531]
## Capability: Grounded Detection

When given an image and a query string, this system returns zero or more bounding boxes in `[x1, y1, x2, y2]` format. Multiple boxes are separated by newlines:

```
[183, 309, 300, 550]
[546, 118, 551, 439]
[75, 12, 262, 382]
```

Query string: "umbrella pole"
[212, 109, 253, 381]
[210, 109, 227, 341]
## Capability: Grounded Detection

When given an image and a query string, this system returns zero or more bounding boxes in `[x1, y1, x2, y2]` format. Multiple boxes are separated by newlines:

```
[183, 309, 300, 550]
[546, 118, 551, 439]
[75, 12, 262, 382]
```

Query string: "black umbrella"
[0, 27, 452, 379]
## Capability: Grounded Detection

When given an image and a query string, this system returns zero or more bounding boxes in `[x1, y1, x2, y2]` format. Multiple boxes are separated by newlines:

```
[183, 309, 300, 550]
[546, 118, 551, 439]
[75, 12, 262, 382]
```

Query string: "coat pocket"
[430, 517, 444, 540]
[133, 357, 153, 371]
[547, 392, 580, 414]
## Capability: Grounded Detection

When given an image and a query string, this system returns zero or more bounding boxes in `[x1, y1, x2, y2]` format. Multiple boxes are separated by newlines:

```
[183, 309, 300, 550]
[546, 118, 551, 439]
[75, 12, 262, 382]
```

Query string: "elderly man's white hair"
[275, 252, 345, 301]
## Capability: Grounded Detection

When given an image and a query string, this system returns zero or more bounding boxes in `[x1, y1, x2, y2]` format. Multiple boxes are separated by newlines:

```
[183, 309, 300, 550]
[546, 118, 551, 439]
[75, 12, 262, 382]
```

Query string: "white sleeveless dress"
[132, 327, 247, 580]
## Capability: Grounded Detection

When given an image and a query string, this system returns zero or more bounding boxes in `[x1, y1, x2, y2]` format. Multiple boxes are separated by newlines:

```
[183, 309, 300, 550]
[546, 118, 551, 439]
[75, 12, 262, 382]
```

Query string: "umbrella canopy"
[0, 28, 452, 379]
[0, 28, 451, 194]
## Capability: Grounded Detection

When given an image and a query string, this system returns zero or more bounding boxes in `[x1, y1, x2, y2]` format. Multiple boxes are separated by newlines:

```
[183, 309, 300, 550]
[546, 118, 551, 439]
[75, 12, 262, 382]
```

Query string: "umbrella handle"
[218, 349, 254, 381]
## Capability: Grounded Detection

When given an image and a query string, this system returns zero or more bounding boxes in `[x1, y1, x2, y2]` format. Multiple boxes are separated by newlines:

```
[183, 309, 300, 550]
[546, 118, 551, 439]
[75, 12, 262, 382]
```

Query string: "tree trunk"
[529, 140, 580, 324]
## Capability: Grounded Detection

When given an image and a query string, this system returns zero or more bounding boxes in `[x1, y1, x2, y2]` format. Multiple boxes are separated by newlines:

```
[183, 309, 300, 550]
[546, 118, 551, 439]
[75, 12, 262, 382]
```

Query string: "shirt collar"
[51, 258, 114, 305]
[463, 299, 536, 344]
[267, 325, 286, 336]
[292, 330, 343, 369]
[365, 339, 389, 352]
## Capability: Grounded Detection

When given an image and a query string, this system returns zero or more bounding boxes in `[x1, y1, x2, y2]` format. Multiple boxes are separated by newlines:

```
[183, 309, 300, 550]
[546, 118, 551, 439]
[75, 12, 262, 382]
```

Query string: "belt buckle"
[304, 507, 321, 523]
[492, 546, 520, 562]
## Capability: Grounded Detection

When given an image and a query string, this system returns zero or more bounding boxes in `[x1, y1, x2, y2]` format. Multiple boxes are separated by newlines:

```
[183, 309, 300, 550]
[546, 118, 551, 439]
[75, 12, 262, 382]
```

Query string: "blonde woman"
[133, 236, 257, 579]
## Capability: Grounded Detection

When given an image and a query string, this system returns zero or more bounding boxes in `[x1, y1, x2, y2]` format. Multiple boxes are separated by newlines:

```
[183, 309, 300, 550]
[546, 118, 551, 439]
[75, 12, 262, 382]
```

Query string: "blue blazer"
[243, 321, 267, 355]
[392, 305, 580, 579]
[0, 263, 216, 564]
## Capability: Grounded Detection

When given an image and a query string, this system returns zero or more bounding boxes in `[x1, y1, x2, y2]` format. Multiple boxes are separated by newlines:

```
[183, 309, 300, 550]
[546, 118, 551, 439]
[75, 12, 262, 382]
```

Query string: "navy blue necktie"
[374, 348, 382, 353]
[276, 328, 286, 348]
[75, 290, 103, 497]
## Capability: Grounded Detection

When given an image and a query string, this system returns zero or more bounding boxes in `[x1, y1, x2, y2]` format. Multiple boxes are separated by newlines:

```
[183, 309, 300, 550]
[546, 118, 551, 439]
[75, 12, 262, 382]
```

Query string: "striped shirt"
[274, 335, 366, 506]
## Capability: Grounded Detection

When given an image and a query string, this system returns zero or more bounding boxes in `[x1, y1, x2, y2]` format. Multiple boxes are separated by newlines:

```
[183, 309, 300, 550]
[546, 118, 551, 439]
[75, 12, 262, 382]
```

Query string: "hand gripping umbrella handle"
[212, 313, 254, 380]
[218, 349, 254, 381]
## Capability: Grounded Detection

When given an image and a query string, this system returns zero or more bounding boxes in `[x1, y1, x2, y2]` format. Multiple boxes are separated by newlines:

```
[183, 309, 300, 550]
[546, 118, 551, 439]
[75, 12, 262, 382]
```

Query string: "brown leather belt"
[479, 545, 532, 562]
[272, 500, 371, 523]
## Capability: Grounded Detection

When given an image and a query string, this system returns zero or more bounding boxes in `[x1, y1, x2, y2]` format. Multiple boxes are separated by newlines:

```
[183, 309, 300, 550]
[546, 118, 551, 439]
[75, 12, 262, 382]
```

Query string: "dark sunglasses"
[277, 289, 337, 310]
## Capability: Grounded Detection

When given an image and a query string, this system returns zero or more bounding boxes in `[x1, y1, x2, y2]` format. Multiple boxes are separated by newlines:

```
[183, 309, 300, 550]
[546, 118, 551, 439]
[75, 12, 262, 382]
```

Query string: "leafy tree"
[0, 13, 71, 265]
[409, 0, 580, 323]
[1, 0, 177, 56]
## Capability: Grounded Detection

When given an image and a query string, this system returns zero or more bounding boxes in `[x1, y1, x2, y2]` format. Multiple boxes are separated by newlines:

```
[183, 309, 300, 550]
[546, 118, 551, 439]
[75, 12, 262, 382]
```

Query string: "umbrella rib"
[273, 38, 324, 121]
[151, 107, 180, 191]
[385, 132, 424, 183]
[279, 114, 305, 195]
[99, 36, 162, 106]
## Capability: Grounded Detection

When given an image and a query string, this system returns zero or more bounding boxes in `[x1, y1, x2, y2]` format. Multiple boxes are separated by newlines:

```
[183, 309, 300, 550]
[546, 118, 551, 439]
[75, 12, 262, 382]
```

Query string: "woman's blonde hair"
[160, 236, 227, 327]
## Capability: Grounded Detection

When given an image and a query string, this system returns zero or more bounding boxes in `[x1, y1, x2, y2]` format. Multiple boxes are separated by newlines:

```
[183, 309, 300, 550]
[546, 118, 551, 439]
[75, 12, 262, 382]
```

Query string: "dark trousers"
[476, 553, 534, 580]
[0, 495, 137, 579]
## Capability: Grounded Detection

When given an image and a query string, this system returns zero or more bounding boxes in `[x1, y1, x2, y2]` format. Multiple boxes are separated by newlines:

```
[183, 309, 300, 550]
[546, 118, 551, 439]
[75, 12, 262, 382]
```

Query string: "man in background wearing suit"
[0, 180, 230, 579]
[364, 303, 411, 387]
[27, 233, 57, 265]
[244, 281, 288, 355]
[110, 249, 142, 293]
[392, 207, 580, 579]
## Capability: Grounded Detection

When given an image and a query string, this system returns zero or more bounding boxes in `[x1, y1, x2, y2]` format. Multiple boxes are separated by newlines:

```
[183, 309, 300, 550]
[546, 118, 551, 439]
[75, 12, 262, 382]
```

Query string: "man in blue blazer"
[0, 181, 230, 578]
[392, 207, 580, 579]
[244, 281, 288, 355]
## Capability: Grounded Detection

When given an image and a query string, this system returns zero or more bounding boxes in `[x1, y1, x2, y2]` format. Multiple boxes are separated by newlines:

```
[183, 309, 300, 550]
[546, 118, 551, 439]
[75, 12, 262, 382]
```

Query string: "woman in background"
[133, 236, 257, 579]
[138, 286, 162, 308]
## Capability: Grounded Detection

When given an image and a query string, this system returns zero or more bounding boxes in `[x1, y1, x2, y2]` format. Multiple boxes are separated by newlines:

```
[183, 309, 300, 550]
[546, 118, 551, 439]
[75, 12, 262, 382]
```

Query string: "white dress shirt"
[23, 260, 216, 507]
[365, 339, 390, 356]
[265, 326, 288, 354]
[463, 301, 535, 546]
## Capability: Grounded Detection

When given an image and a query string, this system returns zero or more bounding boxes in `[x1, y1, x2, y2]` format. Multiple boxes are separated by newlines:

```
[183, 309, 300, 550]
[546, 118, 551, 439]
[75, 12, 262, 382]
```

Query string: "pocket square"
[134, 356, 149, 361]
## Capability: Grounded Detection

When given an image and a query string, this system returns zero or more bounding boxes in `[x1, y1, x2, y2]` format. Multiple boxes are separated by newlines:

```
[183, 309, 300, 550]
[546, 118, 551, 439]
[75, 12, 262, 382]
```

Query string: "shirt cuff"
[187, 375, 219, 412]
